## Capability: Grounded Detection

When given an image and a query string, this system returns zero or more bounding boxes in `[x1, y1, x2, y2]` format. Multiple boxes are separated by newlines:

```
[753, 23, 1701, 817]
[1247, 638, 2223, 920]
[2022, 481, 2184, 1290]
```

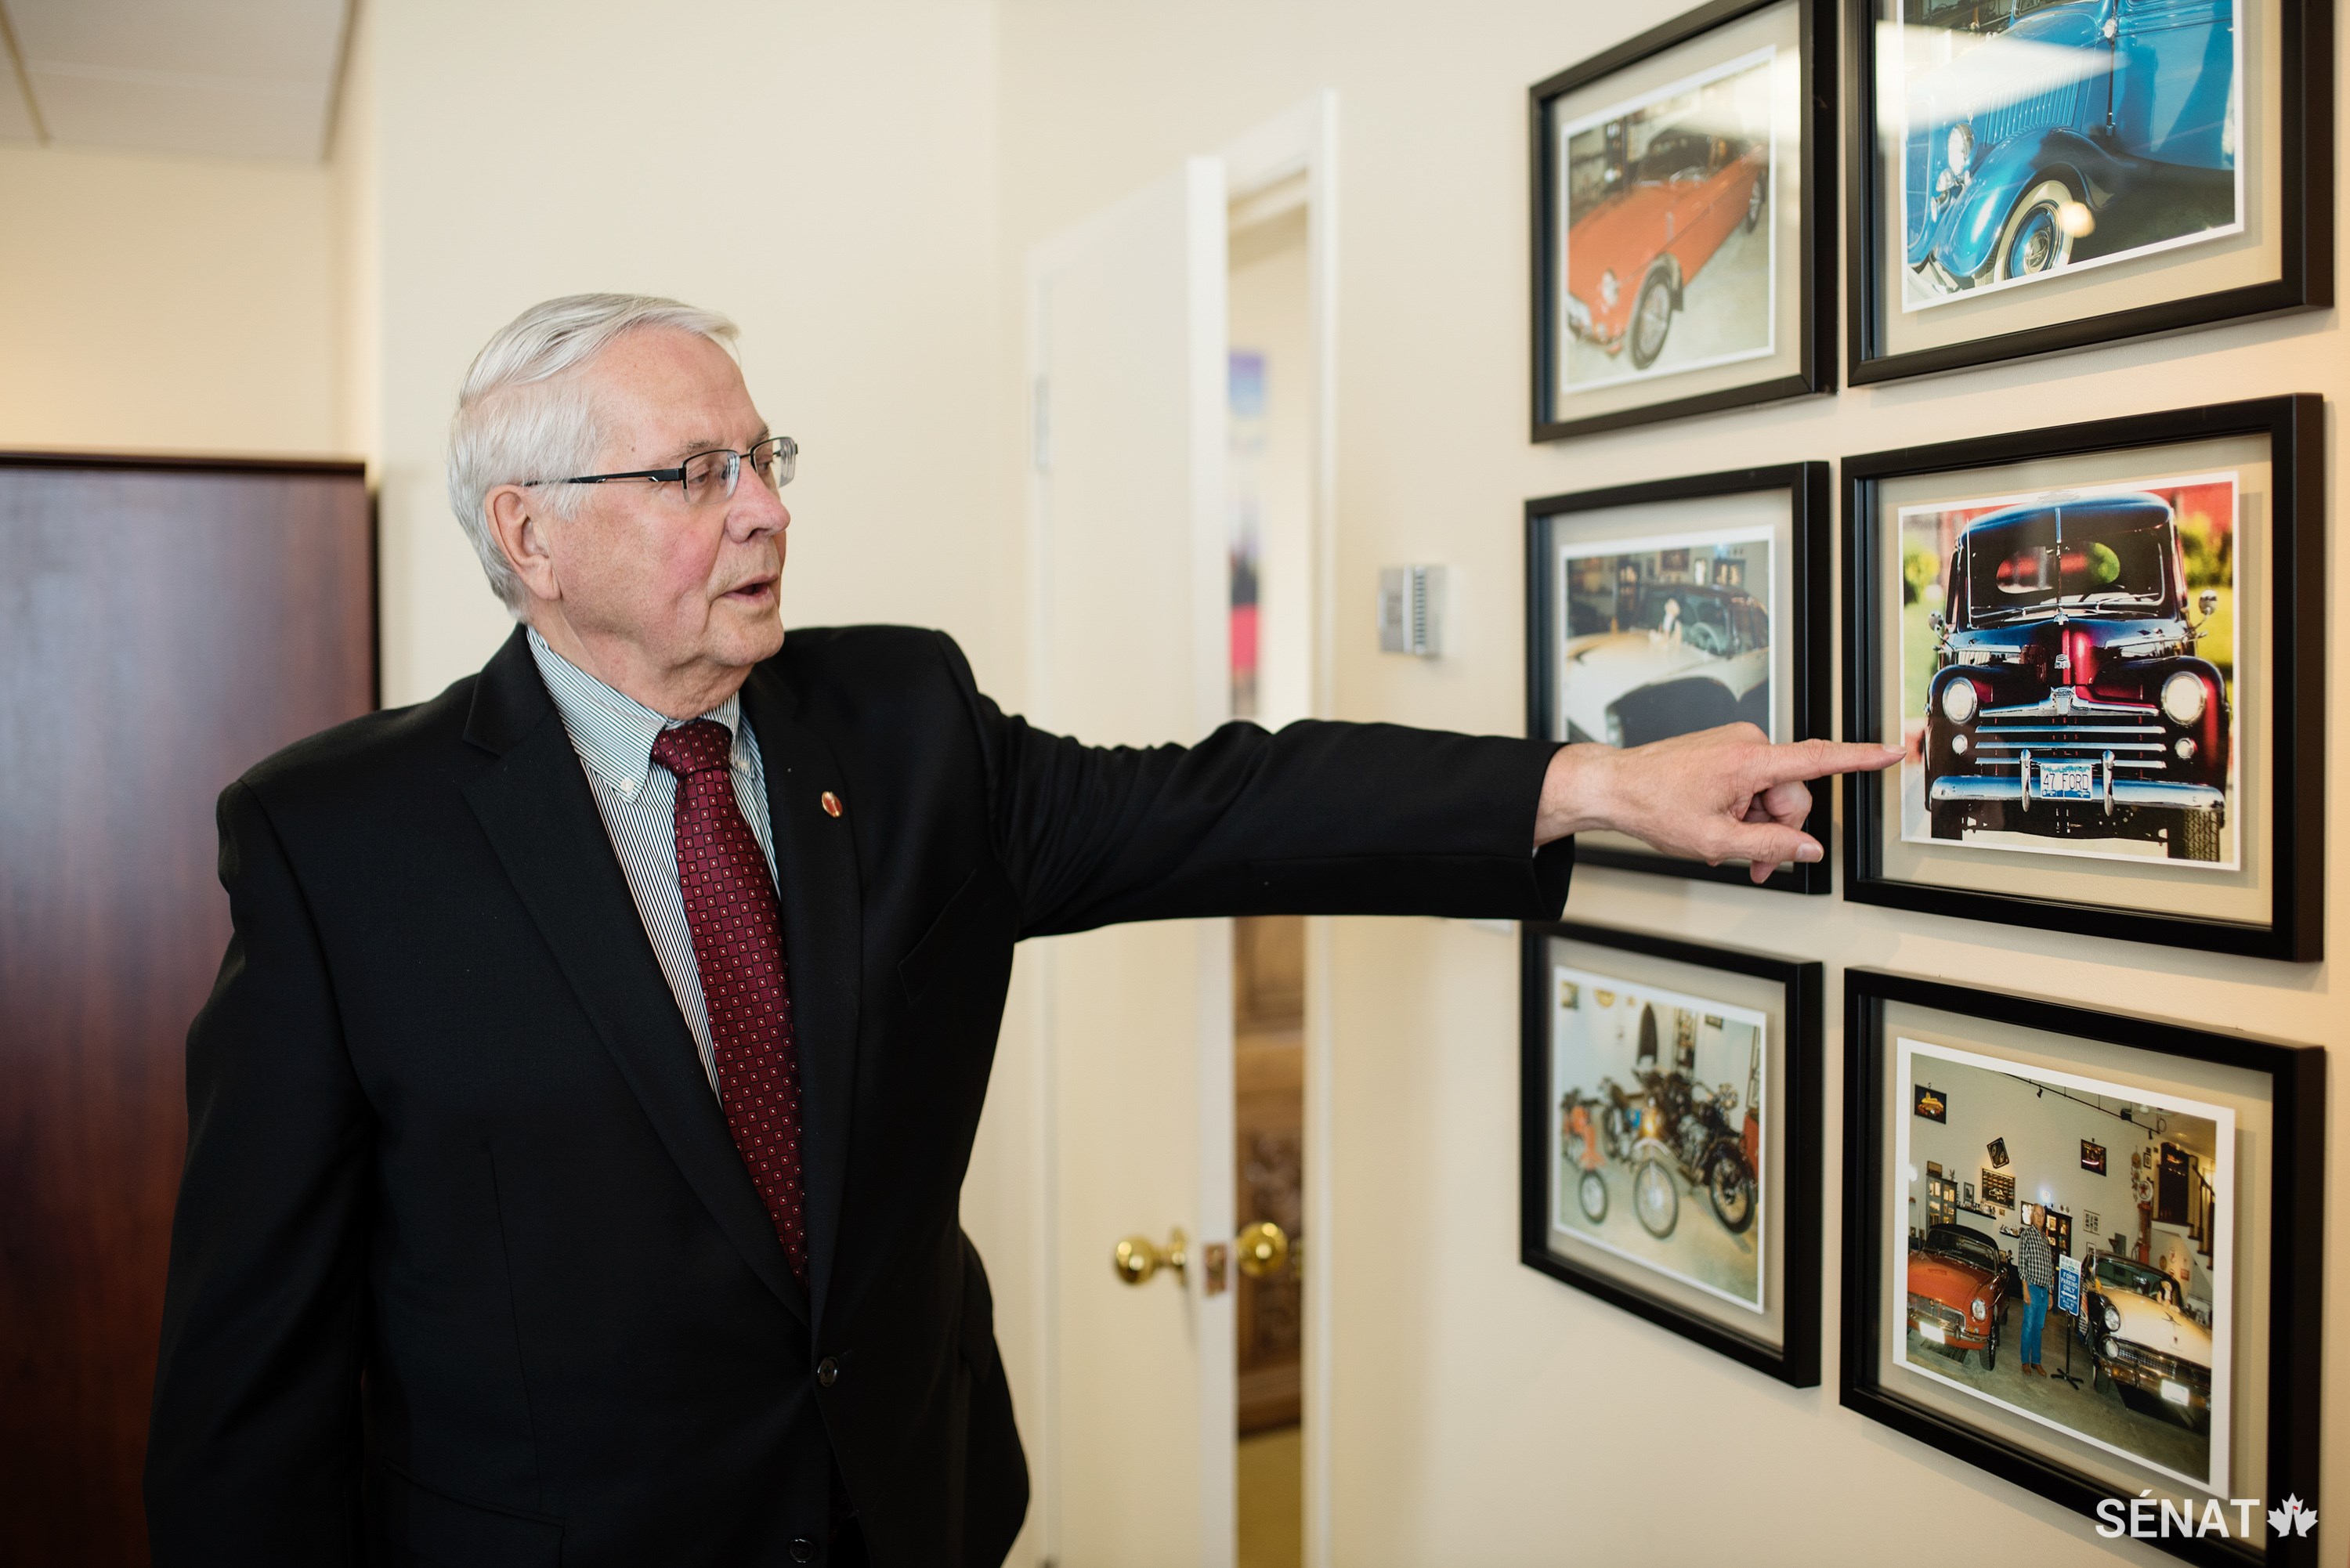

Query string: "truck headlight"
[1600, 269, 1620, 308]
[2160, 670, 2208, 724]
[1947, 122, 1974, 176]
[1940, 679, 1979, 725]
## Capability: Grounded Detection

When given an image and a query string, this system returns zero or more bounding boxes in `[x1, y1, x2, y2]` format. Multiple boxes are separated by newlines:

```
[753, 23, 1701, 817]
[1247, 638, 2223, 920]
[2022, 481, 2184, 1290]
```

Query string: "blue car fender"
[1933, 128, 2119, 281]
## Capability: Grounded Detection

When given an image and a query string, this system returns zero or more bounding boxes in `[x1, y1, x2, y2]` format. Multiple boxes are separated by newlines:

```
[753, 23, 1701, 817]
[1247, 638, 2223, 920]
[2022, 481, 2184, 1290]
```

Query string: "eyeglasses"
[525, 435, 797, 505]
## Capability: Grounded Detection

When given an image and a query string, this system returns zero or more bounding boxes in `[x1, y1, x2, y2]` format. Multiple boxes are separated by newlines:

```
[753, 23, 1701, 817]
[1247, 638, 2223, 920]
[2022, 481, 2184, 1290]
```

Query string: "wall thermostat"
[1376, 565, 1446, 657]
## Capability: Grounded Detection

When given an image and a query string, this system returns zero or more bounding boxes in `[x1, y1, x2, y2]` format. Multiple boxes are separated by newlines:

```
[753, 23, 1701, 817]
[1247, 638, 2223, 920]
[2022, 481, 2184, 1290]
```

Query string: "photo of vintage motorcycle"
[1551, 966, 1766, 1310]
[1555, 530, 1774, 747]
[1894, 1035, 2232, 1491]
[1893, 0, 2242, 310]
[1896, 471, 2238, 867]
[1557, 47, 1777, 388]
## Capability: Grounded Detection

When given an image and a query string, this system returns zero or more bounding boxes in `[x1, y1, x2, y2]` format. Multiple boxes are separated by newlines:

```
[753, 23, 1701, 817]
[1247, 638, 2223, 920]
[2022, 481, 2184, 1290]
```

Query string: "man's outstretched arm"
[1537, 724, 1904, 884]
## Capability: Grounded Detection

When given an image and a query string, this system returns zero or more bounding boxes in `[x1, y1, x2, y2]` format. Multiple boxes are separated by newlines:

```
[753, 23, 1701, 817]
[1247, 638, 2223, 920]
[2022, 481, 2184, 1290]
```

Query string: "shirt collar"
[526, 627, 742, 801]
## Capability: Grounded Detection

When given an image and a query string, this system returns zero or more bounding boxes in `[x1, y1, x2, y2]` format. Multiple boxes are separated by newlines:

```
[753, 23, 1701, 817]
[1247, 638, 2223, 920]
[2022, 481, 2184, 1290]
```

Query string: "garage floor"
[1904, 1301, 2211, 1483]
[1556, 1154, 1761, 1305]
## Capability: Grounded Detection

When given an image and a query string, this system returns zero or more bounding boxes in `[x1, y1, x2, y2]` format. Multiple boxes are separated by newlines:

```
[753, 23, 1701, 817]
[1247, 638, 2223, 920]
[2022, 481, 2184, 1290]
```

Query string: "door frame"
[1218, 91, 1340, 1568]
[1023, 154, 1237, 1568]
[1013, 93, 1340, 1568]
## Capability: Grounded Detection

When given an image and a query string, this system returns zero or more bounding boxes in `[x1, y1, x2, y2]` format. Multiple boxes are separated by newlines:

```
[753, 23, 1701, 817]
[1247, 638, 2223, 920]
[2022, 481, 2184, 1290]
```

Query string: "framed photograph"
[1528, 463, 1831, 891]
[1521, 921, 1824, 1386]
[1842, 396, 2325, 958]
[1845, 970, 2324, 1566]
[1846, 0, 2334, 382]
[1530, 0, 1836, 440]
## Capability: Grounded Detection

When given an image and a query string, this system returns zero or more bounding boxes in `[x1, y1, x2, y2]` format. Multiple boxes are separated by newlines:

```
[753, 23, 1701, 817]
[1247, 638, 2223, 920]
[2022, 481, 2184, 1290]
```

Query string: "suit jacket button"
[790, 1537, 815, 1563]
[816, 1356, 840, 1387]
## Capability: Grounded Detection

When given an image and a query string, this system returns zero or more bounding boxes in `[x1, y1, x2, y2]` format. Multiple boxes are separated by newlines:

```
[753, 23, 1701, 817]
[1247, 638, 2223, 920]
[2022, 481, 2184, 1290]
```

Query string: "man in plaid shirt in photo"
[2014, 1219, 2057, 1374]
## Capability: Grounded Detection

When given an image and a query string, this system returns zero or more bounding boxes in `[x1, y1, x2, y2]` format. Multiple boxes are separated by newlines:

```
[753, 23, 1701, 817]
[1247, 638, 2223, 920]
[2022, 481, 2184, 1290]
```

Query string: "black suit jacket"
[145, 625, 1572, 1568]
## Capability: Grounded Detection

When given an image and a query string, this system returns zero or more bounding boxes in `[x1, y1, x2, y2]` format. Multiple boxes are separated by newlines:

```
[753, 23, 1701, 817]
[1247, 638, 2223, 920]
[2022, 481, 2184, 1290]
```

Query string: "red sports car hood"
[1566, 182, 1687, 294]
[1908, 1251, 1996, 1307]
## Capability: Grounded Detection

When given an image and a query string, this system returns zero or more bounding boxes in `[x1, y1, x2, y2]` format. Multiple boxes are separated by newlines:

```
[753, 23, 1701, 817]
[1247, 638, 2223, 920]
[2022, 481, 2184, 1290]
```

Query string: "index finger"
[1754, 737, 1905, 786]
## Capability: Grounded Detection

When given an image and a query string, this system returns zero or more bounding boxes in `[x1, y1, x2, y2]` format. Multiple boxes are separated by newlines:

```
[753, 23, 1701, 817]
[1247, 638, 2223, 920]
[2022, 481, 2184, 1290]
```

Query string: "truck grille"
[1973, 695, 2167, 773]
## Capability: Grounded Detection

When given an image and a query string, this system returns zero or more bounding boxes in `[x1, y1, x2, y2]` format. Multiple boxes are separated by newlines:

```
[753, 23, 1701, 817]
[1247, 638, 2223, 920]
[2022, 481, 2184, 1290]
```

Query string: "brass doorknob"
[1113, 1227, 1188, 1287]
[1235, 1220, 1289, 1280]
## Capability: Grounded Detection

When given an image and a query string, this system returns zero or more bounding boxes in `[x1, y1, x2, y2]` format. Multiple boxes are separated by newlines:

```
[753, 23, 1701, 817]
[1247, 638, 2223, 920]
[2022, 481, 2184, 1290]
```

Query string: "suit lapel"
[739, 662, 863, 1326]
[461, 630, 809, 1323]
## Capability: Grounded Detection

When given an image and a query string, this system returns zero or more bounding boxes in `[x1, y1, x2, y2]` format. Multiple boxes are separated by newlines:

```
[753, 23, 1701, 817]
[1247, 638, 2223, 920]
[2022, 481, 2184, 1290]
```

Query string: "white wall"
[0, 143, 341, 453]
[985, 2, 2350, 1564]
[360, 0, 1013, 706]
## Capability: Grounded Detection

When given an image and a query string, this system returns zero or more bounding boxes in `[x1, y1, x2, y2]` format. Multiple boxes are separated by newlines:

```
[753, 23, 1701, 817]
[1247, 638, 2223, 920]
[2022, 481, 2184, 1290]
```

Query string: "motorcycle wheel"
[1634, 1158, 1679, 1239]
[1707, 1153, 1755, 1234]
[1578, 1169, 1610, 1224]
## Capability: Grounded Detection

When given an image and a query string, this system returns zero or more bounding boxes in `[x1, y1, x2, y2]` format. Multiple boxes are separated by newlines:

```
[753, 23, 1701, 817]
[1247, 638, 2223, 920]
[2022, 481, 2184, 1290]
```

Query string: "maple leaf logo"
[2266, 1495, 2316, 1537]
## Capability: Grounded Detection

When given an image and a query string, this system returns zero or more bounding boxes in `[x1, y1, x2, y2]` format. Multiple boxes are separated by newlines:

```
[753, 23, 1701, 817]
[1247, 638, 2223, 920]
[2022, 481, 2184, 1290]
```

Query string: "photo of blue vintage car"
[1901, 0, 2238, 300]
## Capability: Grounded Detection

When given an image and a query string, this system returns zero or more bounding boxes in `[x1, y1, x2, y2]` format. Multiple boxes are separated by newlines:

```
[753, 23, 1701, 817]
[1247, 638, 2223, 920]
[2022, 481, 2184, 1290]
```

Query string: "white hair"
[446, 293, 740, 611]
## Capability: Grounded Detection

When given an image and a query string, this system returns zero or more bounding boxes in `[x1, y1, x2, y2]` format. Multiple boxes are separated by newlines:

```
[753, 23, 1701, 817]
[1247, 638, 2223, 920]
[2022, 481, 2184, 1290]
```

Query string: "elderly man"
[144, 294, 1895, 1567]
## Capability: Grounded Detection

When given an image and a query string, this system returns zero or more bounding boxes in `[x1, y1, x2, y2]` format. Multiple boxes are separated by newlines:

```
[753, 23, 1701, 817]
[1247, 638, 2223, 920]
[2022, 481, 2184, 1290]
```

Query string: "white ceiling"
[0, 0, 351, 161]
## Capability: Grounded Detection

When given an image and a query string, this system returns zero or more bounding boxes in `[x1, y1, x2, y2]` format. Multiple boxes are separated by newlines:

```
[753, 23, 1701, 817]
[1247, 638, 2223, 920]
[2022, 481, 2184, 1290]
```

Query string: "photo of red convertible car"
[1906, 1221, 2013, 1370]
[1558, 49, 1777, 386]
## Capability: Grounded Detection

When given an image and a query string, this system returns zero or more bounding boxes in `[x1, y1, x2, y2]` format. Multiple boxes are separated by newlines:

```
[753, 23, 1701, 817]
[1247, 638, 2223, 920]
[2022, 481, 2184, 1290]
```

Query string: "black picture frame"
[1528, 461, 1833, 893]
[1520, 920, 1824, 1387]
[1841, 395, 2326, 959]
[1843, 970, 2326, 1568]
[1529, 0, 1838, 441]
[1844, 0, 2335, 385]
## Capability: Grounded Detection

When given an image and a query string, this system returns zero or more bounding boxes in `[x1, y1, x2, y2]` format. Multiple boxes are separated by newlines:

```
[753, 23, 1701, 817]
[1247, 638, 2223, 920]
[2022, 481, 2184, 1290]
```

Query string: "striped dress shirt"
[526, 627, 779, 1101]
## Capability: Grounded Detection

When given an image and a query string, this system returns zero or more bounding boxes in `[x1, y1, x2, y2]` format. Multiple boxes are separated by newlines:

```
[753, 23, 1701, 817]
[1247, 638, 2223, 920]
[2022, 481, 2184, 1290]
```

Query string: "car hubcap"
[2008, 202, 2070, 276]
[1636, 287, 1670, 356]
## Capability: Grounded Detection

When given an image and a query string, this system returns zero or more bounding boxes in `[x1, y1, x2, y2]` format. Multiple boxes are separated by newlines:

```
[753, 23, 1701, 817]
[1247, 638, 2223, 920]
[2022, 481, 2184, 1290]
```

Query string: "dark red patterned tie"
[650, 720, 807, 1279]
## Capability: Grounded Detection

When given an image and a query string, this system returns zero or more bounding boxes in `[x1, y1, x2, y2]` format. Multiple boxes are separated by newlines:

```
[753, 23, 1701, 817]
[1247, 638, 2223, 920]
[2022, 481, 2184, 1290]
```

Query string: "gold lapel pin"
[820, 790, 843, 818]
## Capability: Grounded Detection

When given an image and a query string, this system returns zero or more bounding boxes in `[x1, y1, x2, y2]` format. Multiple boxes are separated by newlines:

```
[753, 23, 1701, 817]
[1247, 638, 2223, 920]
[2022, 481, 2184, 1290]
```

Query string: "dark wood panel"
[0, 457, 374, 1567]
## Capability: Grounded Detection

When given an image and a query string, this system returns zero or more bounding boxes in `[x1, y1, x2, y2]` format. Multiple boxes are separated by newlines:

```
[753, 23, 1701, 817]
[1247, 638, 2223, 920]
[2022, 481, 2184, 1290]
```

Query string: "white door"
[1025, 158, 1235, 1568]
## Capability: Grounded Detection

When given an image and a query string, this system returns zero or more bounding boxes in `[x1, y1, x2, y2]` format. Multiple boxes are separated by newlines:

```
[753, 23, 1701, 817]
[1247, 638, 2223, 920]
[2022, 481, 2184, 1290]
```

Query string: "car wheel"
[1994, 179, 2078, 282]
[1628, 269, 1676, 370]
[1578, 1169, 1610, 1224]
[1929, 802, 1965, 840]
[1633, 1158, 1679, 1239]
[2094, 1363, 2116, 1396]
[1743, 172, 1767, 233]
[1981, 1330, 1997, 1373]
[2167, 809, 2222, 862]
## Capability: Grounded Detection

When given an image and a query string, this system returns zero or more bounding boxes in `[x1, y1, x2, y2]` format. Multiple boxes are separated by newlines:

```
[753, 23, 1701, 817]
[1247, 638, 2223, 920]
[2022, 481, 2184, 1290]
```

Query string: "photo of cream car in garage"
[1556, 547, 1773, 747]
[1560, 580, 1767, 752]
